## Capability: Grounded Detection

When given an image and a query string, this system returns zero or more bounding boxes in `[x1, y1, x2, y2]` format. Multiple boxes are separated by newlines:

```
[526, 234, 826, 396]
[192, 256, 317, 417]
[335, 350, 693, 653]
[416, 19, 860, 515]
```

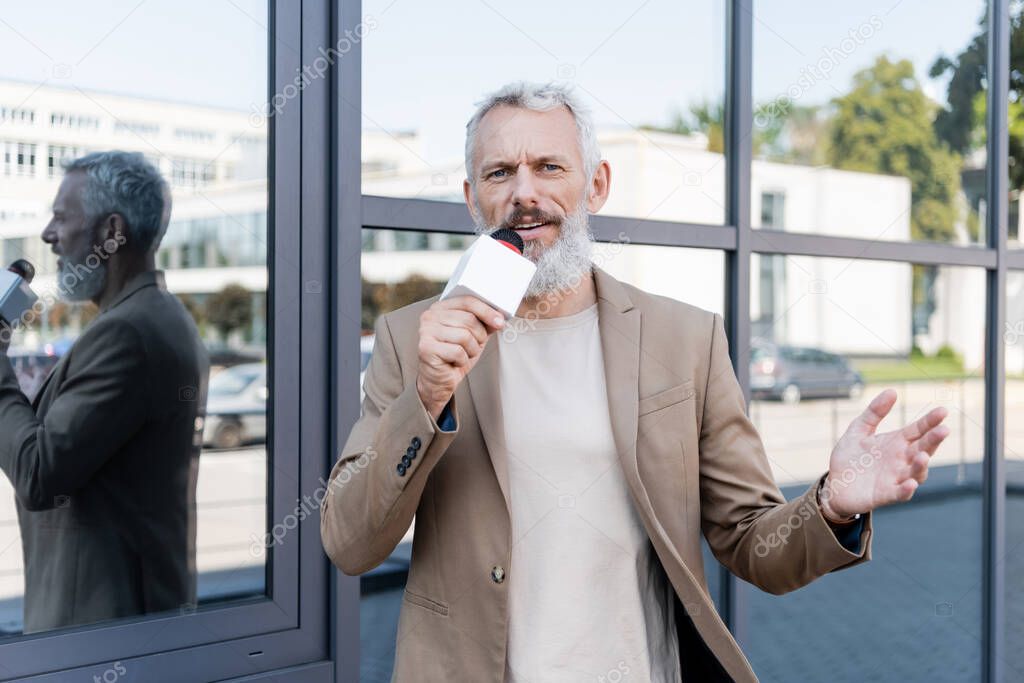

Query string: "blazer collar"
[99, 270, 166, 313]
[32, 271, 166, 407]
[466, 265, 643, 514]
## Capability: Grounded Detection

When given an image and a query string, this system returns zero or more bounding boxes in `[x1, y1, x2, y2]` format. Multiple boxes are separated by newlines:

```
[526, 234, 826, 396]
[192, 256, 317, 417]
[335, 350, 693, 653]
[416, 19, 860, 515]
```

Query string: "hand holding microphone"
[415, 229, 534, 420]
[0, 259, 38, 352]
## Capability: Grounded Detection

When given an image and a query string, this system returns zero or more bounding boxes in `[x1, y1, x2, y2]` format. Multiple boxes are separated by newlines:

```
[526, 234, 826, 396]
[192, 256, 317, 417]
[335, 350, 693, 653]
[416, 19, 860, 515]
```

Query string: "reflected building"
[0, 79, 267, 347]
[0, 79, 268, 634]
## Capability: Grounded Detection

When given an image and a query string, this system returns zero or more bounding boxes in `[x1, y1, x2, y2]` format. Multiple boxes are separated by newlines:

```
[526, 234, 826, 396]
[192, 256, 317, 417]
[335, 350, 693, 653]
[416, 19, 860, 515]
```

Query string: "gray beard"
[473, 199, 594, 300]
[58, 258, 107, 302]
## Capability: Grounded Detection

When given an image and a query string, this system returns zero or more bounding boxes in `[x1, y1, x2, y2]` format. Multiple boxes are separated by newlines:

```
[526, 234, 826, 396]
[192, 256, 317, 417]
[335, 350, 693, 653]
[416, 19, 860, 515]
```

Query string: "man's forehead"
[53, 172, 84, 208]
[475, 104, 580, 162]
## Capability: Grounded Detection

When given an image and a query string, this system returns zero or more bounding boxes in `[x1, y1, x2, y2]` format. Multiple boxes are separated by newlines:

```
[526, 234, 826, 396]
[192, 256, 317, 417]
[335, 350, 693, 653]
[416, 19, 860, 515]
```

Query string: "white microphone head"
[0, 267, 37, 327]
[439, 233, 537, 318]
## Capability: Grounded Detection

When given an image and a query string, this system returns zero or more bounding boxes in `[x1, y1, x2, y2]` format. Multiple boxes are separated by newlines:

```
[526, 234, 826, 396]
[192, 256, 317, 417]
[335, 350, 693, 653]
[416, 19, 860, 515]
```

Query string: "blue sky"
[0, 0, 987, 163]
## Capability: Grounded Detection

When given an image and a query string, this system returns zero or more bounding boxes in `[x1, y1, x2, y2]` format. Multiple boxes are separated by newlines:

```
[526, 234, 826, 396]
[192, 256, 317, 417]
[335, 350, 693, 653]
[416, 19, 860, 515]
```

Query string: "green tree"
[644, 100, 825, 163]
[177, 292, 205, 328]
[642, 101, 725, 152]
[827, 56, 963, 244]
[361, 275, 445, 333]
[206, 284, 253, 343]
[931, 2, 1024, 188]
[361, 276, 380, 333]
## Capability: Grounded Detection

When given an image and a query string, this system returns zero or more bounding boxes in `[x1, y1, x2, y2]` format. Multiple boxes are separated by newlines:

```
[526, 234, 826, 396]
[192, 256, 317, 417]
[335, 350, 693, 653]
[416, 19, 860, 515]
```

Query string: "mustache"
[500, 208, 562, 230]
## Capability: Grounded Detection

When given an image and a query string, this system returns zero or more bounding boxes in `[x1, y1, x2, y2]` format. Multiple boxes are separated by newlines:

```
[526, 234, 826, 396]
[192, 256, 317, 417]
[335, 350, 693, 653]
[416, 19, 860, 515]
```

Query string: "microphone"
[0, 259, 39, 328]
[8, 259, 34, 284]
[439, 228, 536, 319]
[489, 227, 525, 255]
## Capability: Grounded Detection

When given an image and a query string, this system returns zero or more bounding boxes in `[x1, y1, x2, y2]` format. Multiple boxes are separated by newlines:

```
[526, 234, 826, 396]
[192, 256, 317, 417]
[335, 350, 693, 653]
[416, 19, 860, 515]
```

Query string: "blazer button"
[396, 462, 407, 476]
[411, 436, 422, 450]
[406, 446, 417, 460]
[401, 454, 411, 467]
[490, 565, 505, 584]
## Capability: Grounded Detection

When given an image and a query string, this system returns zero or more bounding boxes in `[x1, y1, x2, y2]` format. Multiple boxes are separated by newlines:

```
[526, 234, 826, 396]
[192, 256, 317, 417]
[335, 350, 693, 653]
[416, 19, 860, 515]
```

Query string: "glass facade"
[361, 0, 728, 225]
[0, 0, 1020, 681]
[353, 2, 1018, 682]
[0, 0, 269, 648]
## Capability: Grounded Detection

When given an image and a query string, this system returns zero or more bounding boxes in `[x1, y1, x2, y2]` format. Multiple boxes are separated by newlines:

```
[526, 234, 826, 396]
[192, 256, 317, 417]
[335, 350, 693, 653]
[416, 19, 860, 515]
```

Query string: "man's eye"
[489, 169, 507, 178]
[543, 163, 561, 171]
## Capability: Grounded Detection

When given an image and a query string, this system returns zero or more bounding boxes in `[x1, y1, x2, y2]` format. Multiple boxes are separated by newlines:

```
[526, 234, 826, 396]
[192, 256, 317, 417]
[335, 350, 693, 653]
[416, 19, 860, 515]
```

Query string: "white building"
[361, 126, 927, 360]
[0, 77, 985, 367]
[0, 79, 268, 344]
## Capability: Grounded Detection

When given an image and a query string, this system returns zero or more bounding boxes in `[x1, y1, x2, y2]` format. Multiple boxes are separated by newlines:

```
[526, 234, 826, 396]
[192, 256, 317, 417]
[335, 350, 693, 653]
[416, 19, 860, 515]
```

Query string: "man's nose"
[41, 223, 56, 245]
[510, 165, 541, 208]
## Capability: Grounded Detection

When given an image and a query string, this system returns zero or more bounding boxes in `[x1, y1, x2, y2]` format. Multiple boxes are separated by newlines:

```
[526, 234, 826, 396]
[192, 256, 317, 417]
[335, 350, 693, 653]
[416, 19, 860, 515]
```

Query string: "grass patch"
[854, 357, 979, 383]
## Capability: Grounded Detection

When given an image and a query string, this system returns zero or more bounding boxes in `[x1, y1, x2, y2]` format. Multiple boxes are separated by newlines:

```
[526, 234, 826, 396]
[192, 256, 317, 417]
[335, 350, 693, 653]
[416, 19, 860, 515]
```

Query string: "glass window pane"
[361, 0, 727, 225]
[746, 255, 984, 682]
[1010, 3, 1024, 248]
[1004, 271, 1024, 678]
[0, 0, 269, 638]
[752, 2, 987, 245]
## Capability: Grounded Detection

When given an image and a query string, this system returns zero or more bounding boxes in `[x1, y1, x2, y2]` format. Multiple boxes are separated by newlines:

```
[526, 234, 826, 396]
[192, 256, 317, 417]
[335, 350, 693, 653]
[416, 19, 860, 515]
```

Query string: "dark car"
[206, 344, 264, 371]
[749, 340, 864, 404]
[202, 362, 267, 449]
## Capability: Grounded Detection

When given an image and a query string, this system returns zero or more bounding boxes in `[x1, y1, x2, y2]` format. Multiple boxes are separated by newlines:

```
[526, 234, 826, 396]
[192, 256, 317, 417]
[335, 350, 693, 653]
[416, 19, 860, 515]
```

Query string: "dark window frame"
[0, 1, 334, 680]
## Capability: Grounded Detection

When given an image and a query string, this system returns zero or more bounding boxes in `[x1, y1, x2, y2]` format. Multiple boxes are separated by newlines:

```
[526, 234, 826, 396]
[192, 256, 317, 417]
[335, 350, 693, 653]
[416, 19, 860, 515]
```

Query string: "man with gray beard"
[322, 82, 949, 681]
[0, 151, 208, 633]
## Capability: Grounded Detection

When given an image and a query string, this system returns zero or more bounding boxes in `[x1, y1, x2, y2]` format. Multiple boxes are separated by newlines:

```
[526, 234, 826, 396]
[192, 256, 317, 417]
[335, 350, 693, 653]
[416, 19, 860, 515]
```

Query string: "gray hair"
[464, 81, 600, 189]
[63, 150, 171, 254]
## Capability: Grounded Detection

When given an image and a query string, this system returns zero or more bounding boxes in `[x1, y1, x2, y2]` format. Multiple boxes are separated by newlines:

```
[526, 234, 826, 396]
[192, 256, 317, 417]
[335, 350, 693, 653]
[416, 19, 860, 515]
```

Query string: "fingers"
[439, 310, 491, 346]
[849, 388, 897, 436]
[896, 477, 919, 502]
[435, 296, 506, 332]
[895, 423, 949, 496]
[912, 423, 950, 457]
[901, 406, 948, 442]
[906, 449, 931, 483]
[427, 340, 471, 368]
[432, 324, 483, 359]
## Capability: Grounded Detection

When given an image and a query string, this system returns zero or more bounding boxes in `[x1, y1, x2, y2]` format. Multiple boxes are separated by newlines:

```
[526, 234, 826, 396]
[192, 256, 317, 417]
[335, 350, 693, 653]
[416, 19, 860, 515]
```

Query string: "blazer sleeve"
[698, 313, 873, 595]
[320, 312, 460, 575]
[0, 318, 149, 511]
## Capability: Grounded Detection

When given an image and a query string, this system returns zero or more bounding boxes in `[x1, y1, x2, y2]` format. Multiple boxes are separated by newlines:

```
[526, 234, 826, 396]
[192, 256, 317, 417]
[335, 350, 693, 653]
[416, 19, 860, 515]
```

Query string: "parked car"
[206, 344, 264, 372]
[203, 362, 268, 449]
[749, 340, 864, 404]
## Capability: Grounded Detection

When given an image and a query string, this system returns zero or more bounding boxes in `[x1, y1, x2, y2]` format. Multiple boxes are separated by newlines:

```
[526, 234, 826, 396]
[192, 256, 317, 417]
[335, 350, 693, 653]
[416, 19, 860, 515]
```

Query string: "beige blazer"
[321, 265, 872, 682]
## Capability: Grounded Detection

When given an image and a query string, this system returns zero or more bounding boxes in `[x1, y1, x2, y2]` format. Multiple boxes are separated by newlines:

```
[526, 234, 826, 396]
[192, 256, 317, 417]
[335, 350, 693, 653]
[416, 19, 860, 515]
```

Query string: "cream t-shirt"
[498, 301, 681, 683]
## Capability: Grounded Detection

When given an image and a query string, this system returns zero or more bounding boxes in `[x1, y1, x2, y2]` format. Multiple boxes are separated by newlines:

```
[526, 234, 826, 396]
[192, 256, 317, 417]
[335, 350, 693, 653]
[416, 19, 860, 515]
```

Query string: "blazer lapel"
[465, 336, 510, 512]
[592, 267, 643, 491]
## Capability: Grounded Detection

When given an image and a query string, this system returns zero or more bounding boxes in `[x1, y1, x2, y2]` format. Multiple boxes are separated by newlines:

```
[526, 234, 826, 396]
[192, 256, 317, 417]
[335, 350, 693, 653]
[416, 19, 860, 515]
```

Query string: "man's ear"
[463, 179, 478, 222]
[103, 213, 125, 245]
[585, 160, 612, 214]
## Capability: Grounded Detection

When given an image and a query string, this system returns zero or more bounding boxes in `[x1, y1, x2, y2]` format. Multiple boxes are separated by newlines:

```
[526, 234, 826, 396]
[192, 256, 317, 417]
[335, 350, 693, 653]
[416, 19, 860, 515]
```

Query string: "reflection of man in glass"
[0, 151, 209, 633]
